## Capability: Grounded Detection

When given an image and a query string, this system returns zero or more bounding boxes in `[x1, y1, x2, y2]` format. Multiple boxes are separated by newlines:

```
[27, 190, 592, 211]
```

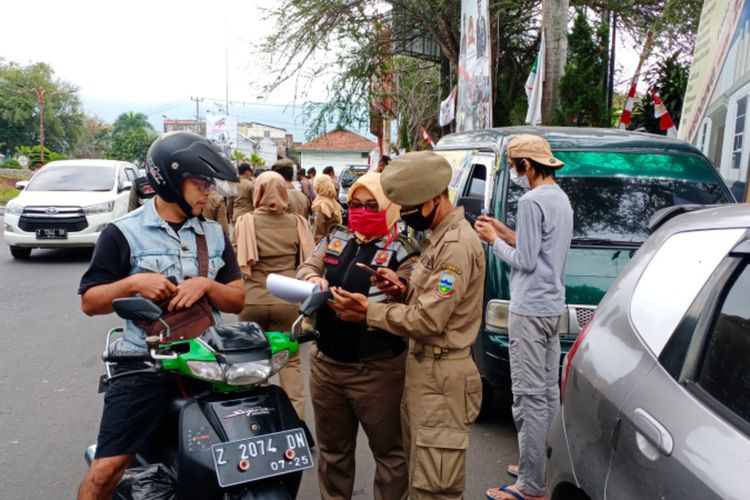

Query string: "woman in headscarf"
[310, 174, 342, 243]
[234, 171, 314, 423]
[296, 172, 420, 500]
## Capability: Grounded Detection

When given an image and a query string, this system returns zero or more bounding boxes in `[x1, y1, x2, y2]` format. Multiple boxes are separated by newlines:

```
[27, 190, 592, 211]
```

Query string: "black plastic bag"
[118, 463, 177, 500]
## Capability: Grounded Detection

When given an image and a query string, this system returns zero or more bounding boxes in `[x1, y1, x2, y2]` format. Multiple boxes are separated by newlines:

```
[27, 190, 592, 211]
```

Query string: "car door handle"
[633, 408, 673, 456]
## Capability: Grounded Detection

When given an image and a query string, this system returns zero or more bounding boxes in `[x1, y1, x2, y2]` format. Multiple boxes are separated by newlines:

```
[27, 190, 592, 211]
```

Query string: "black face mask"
[400, 201, 439, 231]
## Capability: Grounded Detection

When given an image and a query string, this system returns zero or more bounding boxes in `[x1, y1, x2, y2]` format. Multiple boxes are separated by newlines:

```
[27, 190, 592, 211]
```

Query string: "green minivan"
[433, 126, 736, 400]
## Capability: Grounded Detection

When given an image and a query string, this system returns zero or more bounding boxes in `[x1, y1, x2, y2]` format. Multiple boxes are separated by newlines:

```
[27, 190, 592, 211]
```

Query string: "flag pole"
[617, 31, 653, 129]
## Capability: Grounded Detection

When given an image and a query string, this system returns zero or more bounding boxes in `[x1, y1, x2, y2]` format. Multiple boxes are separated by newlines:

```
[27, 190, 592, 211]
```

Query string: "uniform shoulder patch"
[327, 237, 346, 256]
[435, 272, 457, 298]
[440, 263, 463, 276]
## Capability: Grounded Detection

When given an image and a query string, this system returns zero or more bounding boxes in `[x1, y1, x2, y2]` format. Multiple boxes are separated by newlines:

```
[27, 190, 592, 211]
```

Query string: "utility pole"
[17, 86, 64, 164]
[190, 96, 204, 135]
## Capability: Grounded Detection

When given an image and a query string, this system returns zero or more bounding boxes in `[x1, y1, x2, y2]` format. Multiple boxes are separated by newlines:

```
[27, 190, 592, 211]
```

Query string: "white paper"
[266, 274, 320, 304]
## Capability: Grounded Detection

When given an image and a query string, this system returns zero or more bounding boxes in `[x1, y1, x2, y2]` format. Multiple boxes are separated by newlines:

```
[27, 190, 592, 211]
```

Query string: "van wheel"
[10, 246, 32, 259]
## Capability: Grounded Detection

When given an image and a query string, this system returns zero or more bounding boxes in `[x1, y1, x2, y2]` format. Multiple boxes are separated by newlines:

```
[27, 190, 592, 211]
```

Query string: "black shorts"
[94, 363, 182, 459]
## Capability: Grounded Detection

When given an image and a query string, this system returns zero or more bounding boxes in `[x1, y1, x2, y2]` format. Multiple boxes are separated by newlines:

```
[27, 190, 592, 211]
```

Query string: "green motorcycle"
[84, 291, 329, 499]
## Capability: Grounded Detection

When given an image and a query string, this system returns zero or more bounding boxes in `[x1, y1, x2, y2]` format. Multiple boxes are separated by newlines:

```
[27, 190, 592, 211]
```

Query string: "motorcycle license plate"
[36, 228, 67, 239]
[211, 428, 313, 487]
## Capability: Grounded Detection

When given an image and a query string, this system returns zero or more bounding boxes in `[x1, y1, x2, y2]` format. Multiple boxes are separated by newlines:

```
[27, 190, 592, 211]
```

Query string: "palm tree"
[112, 112, 155, 136]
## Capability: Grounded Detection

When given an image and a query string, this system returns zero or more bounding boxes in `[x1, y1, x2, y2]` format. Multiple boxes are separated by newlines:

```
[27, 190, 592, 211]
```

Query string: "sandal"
[506, 464, 518, 479]
[486, 484, 546, 500]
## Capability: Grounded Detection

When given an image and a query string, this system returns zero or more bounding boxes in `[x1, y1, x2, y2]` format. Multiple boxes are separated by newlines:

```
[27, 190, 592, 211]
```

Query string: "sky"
[0, 0, 324, 141]
[1, 0, 644, 142]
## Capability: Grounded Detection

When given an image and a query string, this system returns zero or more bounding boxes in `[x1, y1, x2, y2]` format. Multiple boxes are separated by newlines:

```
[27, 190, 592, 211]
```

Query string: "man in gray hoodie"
[476, 135, 573, 500]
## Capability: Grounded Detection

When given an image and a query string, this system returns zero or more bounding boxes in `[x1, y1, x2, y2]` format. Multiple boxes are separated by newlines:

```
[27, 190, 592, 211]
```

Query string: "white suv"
[4, 159, 138, 259]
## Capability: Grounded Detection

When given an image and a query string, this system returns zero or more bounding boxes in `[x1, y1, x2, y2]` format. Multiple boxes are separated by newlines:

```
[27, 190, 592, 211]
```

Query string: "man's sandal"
[506, 464, 519, 479]
[486, 484, 546, 500]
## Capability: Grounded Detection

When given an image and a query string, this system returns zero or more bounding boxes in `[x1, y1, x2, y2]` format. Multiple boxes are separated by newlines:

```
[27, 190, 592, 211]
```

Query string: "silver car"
[547, 204, 750, 500]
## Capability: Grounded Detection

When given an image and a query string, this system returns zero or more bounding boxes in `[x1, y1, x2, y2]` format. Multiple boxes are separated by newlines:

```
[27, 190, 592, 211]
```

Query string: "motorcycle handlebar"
[295, 331, 320, 344]
[102, 350, 153, 363]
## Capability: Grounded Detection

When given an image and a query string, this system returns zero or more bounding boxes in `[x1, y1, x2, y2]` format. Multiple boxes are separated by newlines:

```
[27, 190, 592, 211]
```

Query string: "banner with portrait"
[456, 0, 492, 132]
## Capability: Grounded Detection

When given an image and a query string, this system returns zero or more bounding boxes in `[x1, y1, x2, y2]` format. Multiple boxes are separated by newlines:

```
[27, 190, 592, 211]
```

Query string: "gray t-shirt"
[492, 183, 573, 316]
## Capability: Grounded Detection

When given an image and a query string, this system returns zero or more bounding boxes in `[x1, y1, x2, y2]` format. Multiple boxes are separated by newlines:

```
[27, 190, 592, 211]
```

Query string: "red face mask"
[348, 207, 391, 239]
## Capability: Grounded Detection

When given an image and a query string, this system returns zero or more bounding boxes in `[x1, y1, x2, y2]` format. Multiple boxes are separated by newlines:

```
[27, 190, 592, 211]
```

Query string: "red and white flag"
[651, 91, 678, 137]
[618, 31, 653, 130]
[420, 127, 436, 148]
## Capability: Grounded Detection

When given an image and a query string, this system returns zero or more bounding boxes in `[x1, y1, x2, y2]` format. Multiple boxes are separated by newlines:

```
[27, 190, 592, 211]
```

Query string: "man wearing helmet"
[77, 132, 245, 500]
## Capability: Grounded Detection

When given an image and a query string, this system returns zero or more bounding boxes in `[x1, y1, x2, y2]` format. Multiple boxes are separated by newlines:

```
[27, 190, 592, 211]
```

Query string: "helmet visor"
[214, 179, 239, 197]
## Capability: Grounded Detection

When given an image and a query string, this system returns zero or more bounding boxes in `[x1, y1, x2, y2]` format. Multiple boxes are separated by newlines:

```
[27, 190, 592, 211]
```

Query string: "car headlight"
[224, 359, 273, 386]
[83, 202, 114, 215]
[5, 202, 23, 216]
[187, 360, 225, 383]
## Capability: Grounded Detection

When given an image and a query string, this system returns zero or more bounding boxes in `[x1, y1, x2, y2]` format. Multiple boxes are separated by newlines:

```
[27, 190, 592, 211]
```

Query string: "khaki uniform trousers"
[309, 344, 408, 500]
[238, 303, 306, 420]
[401, 351, 482, 500]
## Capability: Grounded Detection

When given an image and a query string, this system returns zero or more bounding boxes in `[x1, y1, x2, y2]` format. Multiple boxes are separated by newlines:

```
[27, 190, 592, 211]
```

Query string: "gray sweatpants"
[508, 312, 561, 497]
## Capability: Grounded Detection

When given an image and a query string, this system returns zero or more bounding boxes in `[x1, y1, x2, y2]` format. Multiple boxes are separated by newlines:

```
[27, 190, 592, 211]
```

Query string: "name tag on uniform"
[370, 249, 393, 266]
[327, 237, 347, 256]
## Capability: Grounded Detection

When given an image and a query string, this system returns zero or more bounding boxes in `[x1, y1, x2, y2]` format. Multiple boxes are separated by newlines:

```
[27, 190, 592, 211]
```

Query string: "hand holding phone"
[355, 263, 403, 290]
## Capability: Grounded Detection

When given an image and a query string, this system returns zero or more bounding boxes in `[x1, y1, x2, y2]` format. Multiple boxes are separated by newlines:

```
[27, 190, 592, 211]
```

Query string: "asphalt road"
[0, 218, 518, 499]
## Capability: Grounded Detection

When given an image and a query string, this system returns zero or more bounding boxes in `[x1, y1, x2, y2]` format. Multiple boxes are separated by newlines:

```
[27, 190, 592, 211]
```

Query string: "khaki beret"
[507, 134, 564, 168]
[381, 151, 453, 206]
[271, 158, 296, 171]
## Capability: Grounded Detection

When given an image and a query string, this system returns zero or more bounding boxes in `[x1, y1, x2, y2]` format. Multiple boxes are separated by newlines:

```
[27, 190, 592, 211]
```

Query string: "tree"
[553, 10, 609, 127]
[256, 0, 700, 134]
[72, 115, 112, 159]
[0, 60, 84, 157]
[249, 153, 266, 168]
[392, 56, 440, 151]
[106, 112, 158, 164]
[629, 51, 689, 134]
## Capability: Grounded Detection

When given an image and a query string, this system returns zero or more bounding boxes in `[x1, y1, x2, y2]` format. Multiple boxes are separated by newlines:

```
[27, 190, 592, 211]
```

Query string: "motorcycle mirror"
[112, 297, 163, 322]
[299, 290, 332, 317]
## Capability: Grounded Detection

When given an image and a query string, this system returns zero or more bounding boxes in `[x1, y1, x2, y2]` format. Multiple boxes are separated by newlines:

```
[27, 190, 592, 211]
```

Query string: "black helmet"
[145, 132, 239, 217]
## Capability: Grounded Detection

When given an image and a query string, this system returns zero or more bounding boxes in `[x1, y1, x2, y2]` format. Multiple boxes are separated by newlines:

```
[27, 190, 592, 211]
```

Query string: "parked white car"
[3, 159, 138, 259]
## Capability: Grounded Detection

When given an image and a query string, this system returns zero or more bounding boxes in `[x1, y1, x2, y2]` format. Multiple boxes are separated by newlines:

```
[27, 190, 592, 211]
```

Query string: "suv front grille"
[18, 206, 88, 232]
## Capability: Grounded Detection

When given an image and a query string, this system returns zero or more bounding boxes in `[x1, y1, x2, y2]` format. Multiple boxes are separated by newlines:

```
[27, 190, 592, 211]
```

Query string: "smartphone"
[355, 262, 402, 288]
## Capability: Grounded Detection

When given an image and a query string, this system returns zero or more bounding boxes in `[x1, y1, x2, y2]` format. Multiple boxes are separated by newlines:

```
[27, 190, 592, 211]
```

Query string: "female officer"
[311, 174, 342, 243]
[234, 171, 314, 420]
[296, 172, 419, 500]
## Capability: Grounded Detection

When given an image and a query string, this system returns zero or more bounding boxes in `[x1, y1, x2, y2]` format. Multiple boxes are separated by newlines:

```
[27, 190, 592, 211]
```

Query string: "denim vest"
[114, 199, 226, 350]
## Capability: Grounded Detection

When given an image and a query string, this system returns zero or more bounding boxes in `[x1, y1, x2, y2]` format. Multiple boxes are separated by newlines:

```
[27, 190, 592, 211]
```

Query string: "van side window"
[465, 163, 486, 198]
[695, 260, 750, 425]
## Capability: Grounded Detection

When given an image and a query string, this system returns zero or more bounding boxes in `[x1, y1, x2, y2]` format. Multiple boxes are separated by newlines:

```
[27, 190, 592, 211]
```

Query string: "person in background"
[297, 172, 419, 500]
[328, 151, 485, 500]
[322, 165, 340, 197]
[231, 162, 254, 222]
[253, 168, 264, 178]
[477, 135, 573, 500]
[376, 155, 391, 173]
[127, 176, 156, 212]
[202, 190, 230, 237]
[310, 174, 342, 243]
[298, 167, 315, 202]
[272, 158, 311, 218]
[233, 171, 315, 426]
[307, 167, 317, 184]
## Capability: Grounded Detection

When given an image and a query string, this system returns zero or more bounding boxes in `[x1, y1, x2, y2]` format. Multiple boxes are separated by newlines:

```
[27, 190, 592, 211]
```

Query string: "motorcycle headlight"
[224, 359, 273, 386]
[84, 201, 114, 215]
[5, 202, 23, 216]
[187, 360, 225, 383]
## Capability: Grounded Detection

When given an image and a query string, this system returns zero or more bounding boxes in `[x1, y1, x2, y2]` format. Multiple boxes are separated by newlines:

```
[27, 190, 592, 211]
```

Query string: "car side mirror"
[456, 196, 483, 227]
[299, 290, 332, 317]
[112, 297, 163, 322]
[15, 181, 28, 191]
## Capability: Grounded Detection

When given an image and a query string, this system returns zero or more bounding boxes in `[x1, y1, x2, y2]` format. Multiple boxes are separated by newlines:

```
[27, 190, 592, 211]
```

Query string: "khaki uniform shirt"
[287, 186, 311, 218]
[202, 192, 229, 236]
[232, 177, 254, 221]
[244, 213, 301, 306]
[367, 207, 486, 351]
